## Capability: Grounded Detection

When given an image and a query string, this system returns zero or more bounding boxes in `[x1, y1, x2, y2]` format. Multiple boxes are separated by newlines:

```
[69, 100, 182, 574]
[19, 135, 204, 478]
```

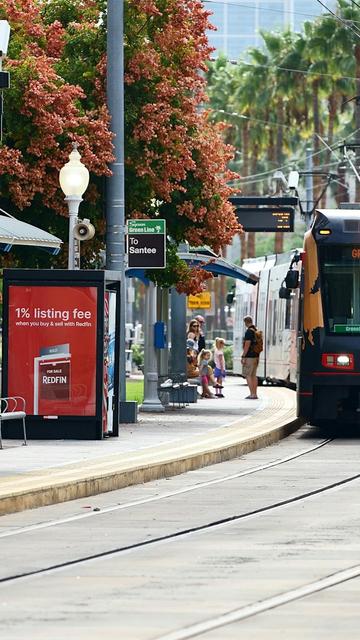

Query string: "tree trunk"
[322, 91, 337, 207]
[247, 233, 255, 257]
[312, 79, 322, 206]
[275, 99, 284, 165]
[273, 101, 284, 254]
[247, 151, 258, 259]
[240, 121, 250, 262]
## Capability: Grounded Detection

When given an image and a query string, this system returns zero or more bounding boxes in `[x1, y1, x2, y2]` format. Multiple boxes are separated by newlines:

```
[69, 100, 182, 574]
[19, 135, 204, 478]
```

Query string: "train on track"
[233, 208, 360, 426]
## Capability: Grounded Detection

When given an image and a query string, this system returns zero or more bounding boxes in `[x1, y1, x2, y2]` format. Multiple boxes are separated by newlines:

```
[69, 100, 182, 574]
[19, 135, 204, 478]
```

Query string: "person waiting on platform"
[186, 319, 201, 352]
[198, 348, 214, 398]
[213, 337, 226, 398]
[194, 315, 206, 351]
[186, 339, 199, 379]
[241, 315, 259, 399]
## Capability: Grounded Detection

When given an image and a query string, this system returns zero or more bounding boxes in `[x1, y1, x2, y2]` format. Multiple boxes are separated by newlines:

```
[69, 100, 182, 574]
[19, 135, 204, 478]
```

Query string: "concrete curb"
[0, 389, 304, 516]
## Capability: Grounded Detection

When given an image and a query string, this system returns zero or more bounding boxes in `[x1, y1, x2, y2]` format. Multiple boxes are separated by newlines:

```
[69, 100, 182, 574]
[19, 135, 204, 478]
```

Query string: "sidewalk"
[0, 380, 301, 516]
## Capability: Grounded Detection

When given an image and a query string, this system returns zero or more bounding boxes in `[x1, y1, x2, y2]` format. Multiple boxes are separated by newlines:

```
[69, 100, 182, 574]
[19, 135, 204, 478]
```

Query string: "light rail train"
[233, 208, 360, 425]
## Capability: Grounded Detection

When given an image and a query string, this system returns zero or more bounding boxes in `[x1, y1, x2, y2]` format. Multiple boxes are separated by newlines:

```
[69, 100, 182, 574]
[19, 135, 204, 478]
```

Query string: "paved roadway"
[1, 422, 360, 639]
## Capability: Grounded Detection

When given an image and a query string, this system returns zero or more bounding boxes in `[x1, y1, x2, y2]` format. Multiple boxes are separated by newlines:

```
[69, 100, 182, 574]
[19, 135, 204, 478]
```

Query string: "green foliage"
[206, 2, 360, 258]
[223, 345, 233, 371]
[131, 343, 144, 369]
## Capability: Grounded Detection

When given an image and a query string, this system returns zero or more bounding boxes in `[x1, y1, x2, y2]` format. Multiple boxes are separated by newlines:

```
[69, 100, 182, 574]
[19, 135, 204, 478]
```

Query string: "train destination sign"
[334, 324, 360, 333]
[234, 207, 295, 232]
[127, 219, 166, 269]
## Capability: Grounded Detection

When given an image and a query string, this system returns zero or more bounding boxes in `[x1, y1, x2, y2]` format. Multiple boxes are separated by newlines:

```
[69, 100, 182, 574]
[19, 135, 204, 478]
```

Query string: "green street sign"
[334, 324, 360, 333]
[127, 219, 166, 269]
[128, 219, 165, 234]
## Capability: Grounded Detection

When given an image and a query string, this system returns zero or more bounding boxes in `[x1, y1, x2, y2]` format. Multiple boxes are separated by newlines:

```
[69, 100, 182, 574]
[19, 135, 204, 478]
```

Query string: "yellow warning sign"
[187, 292, 211, 309]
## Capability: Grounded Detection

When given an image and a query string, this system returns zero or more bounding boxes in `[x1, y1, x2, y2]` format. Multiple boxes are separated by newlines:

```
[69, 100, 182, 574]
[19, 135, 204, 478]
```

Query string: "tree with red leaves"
[125, 0, 241, 292]
[0, 0, 112, 268]
[0, 0, 241, 291]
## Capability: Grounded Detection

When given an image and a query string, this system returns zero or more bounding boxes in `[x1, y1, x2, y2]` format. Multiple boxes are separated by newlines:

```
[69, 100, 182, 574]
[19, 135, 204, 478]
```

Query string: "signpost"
[127, 219, 166, 269]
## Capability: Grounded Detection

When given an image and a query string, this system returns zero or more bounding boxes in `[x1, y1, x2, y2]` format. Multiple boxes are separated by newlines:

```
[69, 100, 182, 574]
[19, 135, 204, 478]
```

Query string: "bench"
[158, 375, 198, 408]
[0, 396, 27, 449]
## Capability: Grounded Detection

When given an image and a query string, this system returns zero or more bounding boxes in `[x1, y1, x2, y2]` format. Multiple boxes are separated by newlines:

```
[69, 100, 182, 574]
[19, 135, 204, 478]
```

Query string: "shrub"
[224, 345, 233, 370]
[131, 344, 144, 369]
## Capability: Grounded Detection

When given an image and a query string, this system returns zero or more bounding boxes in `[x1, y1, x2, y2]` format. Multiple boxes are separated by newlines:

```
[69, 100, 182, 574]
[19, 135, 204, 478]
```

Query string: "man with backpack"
[241, 316, 263, 400]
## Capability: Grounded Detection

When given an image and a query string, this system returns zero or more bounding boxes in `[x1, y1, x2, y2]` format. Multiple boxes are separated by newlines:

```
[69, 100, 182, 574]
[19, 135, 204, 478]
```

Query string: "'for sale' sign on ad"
[7, 286, 97, 416]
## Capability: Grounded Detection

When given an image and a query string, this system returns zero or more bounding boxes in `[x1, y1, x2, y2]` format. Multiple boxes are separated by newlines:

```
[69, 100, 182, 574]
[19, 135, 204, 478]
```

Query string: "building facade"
[206, 0, 332, 60]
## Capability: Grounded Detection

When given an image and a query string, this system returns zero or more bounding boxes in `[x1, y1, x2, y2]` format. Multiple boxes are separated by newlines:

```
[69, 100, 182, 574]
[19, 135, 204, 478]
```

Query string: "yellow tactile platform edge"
[0, 388, 303, 516]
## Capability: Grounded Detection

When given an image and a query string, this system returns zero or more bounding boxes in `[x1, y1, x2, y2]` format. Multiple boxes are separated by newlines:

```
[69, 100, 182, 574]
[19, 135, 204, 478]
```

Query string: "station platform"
[0, 380, 301, 516]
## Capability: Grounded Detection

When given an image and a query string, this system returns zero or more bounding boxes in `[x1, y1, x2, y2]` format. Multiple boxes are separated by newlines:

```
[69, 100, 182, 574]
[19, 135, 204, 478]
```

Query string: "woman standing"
[186, 319, 201, 352]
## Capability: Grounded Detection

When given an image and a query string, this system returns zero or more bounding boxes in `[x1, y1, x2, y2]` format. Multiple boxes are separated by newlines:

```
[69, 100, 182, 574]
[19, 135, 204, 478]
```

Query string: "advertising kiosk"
[2, 269, 120, 439]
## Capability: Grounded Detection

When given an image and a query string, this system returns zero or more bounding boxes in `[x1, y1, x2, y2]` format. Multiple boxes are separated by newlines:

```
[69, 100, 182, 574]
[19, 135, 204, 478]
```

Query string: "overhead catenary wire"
[315, 0, 360, 39]
[223, 59, 360, 83]
[215, 108, 296, 129]
[221, 117, 360, 182]
[231, 156, 349, 186]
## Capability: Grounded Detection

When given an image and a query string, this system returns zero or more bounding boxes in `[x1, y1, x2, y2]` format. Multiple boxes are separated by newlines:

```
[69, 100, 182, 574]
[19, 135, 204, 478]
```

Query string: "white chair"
[0, 396, 27, 449]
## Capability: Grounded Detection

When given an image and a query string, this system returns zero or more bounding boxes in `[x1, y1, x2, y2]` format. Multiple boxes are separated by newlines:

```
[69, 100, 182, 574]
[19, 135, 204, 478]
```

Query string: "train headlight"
[322, 353, 354, 370]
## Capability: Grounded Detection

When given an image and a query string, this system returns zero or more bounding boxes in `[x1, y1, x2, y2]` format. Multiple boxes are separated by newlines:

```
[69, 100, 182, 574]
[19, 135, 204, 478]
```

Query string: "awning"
[178, 252, 259, 284]
[126, 252, 259, 285]
[0, 211, 62, 255]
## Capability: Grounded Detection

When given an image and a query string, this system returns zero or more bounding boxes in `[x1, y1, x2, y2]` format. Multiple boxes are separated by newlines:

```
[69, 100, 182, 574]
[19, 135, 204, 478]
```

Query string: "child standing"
[214, 337, 226, 397]
[197, 349, 214, 398]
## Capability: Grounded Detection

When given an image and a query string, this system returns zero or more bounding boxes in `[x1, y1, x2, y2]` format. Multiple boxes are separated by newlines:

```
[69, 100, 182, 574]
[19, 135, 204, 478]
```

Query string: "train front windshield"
[320, 245, 360, 335]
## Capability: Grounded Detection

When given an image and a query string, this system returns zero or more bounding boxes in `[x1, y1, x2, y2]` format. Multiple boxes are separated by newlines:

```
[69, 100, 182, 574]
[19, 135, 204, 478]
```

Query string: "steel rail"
[3, 453, 359, 588]
[155, 564, 360, 640]
[0, 437, 332, 540]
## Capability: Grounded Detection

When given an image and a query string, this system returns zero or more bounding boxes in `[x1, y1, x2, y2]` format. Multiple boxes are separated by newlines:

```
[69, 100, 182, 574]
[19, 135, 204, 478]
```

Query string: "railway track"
[5, 435, 359, 589]
[0, 436, 332, 540]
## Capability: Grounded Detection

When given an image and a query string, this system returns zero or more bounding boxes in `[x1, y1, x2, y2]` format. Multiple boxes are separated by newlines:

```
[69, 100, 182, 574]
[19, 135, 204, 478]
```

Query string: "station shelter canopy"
[0, 211, 62, 255]
[126, 249, 259, 285]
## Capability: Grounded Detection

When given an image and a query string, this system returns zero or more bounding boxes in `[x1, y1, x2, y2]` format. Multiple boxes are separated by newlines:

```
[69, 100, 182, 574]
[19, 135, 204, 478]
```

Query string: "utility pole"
[106, 0, 130, 419]
[140, 282, 164, 413]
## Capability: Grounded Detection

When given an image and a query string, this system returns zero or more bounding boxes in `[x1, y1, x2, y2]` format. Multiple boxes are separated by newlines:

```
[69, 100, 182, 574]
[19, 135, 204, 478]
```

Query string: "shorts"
[201, 375, 209, 384]
[242, 357, 258, 377]
[214, 367, 226, 378]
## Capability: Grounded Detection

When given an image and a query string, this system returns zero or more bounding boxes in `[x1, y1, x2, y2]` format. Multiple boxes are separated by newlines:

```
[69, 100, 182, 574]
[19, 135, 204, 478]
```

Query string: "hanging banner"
[7, 285, 98, 416]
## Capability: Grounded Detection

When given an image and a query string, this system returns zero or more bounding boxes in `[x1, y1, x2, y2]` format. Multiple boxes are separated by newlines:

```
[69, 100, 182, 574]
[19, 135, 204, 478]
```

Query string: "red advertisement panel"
[8, 286, 98, 416]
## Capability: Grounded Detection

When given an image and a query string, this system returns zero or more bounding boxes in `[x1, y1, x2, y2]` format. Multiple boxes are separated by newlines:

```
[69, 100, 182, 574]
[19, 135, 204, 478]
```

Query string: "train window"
[267, 299, 272, 344]
[320, 245, 360, 334]
[285, 298, 291, 329]
[272, 300, 277, 344]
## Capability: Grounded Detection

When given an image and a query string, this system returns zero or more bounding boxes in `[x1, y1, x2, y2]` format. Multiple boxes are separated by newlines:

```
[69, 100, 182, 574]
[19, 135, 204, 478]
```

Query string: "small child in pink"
[214, 337, 226, 398]
[198, 349, 214, 398]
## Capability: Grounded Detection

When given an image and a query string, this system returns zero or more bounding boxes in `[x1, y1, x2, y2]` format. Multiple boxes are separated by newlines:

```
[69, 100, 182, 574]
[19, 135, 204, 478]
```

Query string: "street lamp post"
[59, 143, 89, 270]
